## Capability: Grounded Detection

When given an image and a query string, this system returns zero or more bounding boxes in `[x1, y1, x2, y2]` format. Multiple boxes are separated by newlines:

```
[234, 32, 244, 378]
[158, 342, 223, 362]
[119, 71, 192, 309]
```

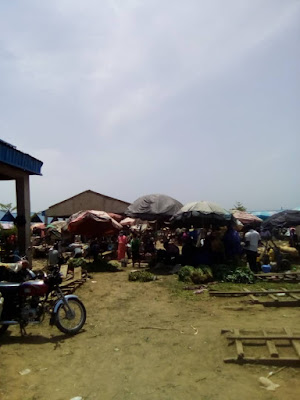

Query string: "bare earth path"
[1, 269, 300, 400]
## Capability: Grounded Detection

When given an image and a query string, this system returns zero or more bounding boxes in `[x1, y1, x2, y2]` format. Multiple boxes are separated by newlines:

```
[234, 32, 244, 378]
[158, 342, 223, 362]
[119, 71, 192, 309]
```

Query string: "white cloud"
[0, 0, 299, 210]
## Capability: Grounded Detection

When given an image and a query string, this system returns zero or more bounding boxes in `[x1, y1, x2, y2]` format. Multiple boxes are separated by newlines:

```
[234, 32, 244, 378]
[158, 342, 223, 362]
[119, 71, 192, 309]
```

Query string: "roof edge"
[45, 190, 131, 211]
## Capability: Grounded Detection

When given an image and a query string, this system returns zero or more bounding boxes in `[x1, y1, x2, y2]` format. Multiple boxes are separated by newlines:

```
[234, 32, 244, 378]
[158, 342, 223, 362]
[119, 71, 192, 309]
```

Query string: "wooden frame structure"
[210, 288, 300, 307]
[222, 328, 300, 366]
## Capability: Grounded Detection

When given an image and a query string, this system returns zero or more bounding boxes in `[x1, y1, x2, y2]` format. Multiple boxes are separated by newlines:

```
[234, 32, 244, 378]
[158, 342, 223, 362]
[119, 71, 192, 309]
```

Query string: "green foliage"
[67, 257, 87, 269]
[178, 265, 213, 284]
[85, 258, 121, 272]
[128, 270, 156, 282]
[0, 203, 16, 212]
[232, 201, 247, 212]
[0, 226, 17, 238]
[178, 266, 195, 282]
[211, 263, 255, 283]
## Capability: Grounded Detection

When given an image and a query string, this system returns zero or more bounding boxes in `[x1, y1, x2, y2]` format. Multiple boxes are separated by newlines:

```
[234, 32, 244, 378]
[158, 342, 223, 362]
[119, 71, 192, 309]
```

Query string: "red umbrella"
[68, 210, 122, 236]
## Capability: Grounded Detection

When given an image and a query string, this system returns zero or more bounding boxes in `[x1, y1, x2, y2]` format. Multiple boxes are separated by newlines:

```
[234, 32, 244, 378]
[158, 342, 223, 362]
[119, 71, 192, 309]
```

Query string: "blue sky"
[0, 0, 299, 212]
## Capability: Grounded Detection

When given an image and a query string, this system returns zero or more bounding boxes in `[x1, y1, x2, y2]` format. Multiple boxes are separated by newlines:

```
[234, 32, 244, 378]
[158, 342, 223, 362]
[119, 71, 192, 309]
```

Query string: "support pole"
[15, 175, 31, 261]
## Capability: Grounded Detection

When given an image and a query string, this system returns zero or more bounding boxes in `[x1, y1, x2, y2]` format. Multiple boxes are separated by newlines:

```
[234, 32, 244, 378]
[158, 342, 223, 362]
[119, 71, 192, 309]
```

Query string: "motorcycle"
[0, 265, 86, 336]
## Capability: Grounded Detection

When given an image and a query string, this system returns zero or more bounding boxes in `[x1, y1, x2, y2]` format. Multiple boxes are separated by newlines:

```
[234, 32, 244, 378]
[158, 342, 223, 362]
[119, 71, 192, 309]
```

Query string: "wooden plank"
[285, 328, 300, 359]
[59, 267, 82, 287]
[243, 288, 260, 302]
[262, 300, 300, 307]
[280, 287, 300, 300]
[73, 267, 82, 281]
[255, 271, 300, 277]
[263, 330, 279, 358]
[59, 264, 68, 279]
[226, 335, 300, 340]
[210, 289, 300, 296]
[224, 357, 300, 366]
[234, 329, 244, 359]
[261, 288, 279, 301]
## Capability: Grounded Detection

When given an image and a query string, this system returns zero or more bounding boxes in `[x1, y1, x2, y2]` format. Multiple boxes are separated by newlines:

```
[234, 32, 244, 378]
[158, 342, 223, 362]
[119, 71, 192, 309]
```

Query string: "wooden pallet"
[59, 267, 87, 294]
[210, 288, 300, 307]
[255, 271, 300, 283]
[222, 328, 300, 366]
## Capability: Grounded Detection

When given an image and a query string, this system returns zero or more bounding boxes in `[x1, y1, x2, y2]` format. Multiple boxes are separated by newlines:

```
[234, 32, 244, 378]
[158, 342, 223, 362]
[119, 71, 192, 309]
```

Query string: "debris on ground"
[258, 376, 280, 391]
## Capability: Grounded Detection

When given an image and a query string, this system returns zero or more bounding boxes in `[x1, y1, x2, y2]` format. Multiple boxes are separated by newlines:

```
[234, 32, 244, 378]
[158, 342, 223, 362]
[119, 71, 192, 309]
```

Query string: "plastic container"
[261, 264, 272, 273]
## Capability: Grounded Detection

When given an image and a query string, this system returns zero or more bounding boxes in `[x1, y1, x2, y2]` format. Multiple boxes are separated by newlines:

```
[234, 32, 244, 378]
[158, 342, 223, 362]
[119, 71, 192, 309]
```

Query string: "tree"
[232, 202, 247, 212]
[0, 203, 17, 212]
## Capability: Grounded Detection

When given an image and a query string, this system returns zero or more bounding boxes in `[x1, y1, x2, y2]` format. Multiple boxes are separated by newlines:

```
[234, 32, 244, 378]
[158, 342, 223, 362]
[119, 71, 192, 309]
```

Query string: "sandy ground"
[1, 264, 300, 400]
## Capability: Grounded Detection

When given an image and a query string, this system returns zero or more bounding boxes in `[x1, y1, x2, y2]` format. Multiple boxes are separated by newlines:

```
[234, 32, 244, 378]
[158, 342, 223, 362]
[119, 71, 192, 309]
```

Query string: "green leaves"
[0, 203, 16, 212]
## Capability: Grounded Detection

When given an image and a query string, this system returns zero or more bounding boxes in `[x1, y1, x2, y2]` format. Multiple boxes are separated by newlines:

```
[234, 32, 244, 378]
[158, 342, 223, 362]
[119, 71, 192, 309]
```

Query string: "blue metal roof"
[0, 210, 52, 224]
[0, 139, 43, 175]
[0, 210, 15, 222]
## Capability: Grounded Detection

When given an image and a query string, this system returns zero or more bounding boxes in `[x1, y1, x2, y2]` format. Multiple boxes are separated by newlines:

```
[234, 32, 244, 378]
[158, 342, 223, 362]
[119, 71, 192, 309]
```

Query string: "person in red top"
[117, 232, 127, 260]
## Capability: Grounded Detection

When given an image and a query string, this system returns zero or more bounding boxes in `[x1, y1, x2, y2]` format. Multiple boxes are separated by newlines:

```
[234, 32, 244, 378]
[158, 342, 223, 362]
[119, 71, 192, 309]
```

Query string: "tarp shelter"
[126, 194, 183, 221]
[45, 190, 130, 221]
[120, 217, 136, 227]
[67, 210, 122, 236]
[250, 210, 279, 221]
[48, 220, 67, 233]
[232, 210, 262, 225]
[0, 140, 43, 257]
[261, 210, 300, 231]
[172, 201, 232, 227]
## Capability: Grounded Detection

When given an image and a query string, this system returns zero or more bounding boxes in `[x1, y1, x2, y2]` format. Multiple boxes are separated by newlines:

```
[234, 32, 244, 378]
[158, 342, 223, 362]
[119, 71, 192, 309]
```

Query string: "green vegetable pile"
[178, 265, 213, 283]
[128, 270, 157, 282]
[67, 257, 87, 269]
[211, 264, 255, 283]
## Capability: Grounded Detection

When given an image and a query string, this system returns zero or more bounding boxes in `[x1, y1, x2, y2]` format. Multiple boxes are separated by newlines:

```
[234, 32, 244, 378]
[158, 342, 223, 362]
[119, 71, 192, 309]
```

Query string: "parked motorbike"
[0, 266, 86, 336]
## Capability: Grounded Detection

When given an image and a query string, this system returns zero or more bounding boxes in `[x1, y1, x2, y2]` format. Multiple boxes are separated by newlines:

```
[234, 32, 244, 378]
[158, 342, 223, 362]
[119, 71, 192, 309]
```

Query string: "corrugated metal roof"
[0, 139, 43, 175]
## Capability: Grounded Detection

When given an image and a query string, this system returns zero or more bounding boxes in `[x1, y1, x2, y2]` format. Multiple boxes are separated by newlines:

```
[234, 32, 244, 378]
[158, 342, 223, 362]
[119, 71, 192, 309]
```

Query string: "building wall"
[46, 191, 130, 217]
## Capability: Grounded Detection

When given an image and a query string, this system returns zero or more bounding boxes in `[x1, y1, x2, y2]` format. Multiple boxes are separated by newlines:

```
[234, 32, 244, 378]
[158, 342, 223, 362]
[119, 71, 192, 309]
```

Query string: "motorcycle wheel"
[55, 298, 86, 335]
[0, 325, 9, 335]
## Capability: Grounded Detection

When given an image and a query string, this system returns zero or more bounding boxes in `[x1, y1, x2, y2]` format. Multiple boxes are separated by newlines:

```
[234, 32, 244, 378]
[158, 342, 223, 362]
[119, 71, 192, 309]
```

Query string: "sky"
[0, 0, 299, 212]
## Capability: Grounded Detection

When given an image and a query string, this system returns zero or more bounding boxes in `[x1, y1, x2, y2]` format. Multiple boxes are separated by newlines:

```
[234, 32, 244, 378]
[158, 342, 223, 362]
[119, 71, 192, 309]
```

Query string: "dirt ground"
[1, 264, 300, 400]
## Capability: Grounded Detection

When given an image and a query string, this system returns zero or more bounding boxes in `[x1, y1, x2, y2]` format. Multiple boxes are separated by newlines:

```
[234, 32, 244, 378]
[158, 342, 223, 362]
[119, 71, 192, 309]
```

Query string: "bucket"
[261, 264, 272, 273]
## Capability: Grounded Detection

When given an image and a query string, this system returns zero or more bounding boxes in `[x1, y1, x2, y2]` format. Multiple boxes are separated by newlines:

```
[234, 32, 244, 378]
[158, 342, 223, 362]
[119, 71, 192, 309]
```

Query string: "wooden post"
[263, 330, 279, 358]
[234, 329, 244, 359]
[15, 175, 31, 262]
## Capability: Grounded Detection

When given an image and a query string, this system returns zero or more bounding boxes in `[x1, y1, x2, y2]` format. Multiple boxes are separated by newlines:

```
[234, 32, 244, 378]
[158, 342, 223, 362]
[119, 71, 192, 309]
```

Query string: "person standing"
[131, 233, 141, 267]
[117, 231, 127, 260]
[90, 238, 100, 262]
[48, 243, 59, 267]
[244, 226, 261, 273]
